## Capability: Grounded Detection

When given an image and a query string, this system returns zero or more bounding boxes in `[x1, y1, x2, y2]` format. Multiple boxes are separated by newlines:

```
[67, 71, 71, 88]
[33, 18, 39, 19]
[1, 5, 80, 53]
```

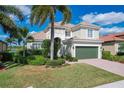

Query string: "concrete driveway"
[69, 59, 124, 77]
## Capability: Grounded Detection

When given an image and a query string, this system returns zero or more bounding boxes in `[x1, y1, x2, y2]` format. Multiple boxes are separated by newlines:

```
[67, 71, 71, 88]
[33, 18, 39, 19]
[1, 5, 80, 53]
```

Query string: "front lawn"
[0, 63, 123, 88]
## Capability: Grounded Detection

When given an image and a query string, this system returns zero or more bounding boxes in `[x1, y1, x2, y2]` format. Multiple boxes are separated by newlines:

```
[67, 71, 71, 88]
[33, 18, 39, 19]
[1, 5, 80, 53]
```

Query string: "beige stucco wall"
[72, 29, 99, 39]
[46, 28, 72, 40]
[102, 42, 118, 55]
[72, 29, 87, 39]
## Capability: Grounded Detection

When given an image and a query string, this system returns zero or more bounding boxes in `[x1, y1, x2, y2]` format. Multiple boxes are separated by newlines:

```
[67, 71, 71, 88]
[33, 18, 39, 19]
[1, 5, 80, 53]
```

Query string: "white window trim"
[88, 29, 93, 38]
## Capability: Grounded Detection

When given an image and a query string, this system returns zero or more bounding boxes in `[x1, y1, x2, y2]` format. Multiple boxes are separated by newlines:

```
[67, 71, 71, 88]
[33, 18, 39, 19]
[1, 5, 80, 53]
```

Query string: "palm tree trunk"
[50, 18, 54, 60]
[23, 41, 26, 57]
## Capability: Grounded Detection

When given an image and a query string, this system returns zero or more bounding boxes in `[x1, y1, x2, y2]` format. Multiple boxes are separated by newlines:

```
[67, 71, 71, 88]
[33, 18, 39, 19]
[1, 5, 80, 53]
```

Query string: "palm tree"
[5, 37, 15, 46]
[5, 37, 16, 51]
[16, 27, 34, 57]
[30, 5, 71, 60]
[0, 6, 23, 35]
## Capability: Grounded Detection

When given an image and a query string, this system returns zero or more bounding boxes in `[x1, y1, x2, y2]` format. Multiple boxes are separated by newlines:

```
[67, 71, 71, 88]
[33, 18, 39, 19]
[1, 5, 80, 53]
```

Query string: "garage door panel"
[76, 46, 98, 59]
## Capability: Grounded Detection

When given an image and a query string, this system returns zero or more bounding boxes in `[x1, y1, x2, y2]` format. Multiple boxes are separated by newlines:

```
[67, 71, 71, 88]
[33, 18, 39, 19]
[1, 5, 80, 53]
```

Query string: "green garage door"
[76, 46, 98, 59]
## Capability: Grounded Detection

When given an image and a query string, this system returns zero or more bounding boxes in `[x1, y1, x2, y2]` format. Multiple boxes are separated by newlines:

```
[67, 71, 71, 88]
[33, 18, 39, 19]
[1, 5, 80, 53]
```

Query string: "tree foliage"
[0, 5, 24, 35]
[42, 39, 51, 58]
[42, 38, 61, 58]
[30, 5, 71, 60]
[54, 37, 61, 58]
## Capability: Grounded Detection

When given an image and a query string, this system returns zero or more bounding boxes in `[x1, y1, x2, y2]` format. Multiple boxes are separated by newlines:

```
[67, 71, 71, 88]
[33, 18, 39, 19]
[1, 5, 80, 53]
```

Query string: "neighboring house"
[27, 22, 102, 59]
[0, 40, 7, 52]
[27, 31, 46, 49]
[100, 32, 124, 55]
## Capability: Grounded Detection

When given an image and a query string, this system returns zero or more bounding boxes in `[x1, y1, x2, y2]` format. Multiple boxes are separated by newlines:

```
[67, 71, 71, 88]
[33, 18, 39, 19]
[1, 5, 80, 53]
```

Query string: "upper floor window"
[65, 31, 71, 37]
[88, 29, 93, 38]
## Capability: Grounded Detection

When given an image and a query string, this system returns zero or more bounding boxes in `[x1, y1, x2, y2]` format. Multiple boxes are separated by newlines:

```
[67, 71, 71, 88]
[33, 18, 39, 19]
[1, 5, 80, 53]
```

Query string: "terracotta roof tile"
[100, 34, 124, 42]
[31, 31, 46, 41]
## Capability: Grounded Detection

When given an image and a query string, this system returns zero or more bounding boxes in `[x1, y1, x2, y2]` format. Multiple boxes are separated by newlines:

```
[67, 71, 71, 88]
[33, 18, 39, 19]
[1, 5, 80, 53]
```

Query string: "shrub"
[118, 56, 124, 63]
[72, 57, 78, 62]
[32, 49, 42, 55]
[54, 37, 61, 58]
[18, 49, 31, 57]
[102, 51, 124, 63]
[0, 52, 13, 62]
[64, 55, 78, 62]
[18, 49, 42, 57]
[42, 39, 51, 58]
[27, 55, 35, 60]
[46, 59, 65, 67]
[0, 62, 4, 68]
[102, 51, 111, 60]
[27, 55, 47, 65]
[14, 55, 27, 64]
[42, 38, 61, 58]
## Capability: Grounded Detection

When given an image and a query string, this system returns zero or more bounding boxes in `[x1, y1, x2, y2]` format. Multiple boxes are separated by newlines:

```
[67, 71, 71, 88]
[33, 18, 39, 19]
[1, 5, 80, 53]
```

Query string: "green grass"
[0, 63, 123, 88]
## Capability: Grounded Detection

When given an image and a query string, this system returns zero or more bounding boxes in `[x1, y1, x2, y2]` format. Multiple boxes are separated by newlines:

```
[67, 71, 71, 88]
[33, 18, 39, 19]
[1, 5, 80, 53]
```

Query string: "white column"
[98, 45, 102, 59]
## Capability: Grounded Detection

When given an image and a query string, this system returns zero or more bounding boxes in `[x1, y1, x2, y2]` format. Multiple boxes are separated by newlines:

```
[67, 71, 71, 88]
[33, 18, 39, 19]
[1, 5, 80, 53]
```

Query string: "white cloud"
[99, 26, 124, 35]
[82, 12, 124, 25]
[9, 6, 31, 23]
[9, 14, 19, 22]
[29, 31, 36, 35]
[15, 5, 31, 15]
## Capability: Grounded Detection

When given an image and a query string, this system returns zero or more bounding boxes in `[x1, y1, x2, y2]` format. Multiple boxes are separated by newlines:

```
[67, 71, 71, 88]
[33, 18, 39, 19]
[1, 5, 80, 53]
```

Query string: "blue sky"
[1, 5, 124, 40]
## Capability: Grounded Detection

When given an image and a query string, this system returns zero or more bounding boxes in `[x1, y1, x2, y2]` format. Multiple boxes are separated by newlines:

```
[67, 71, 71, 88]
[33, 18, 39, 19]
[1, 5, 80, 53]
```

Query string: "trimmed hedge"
[64, 55, 78, 62]
[19, 49, 42, 57]
[27, 55, 47, 65]
[102, 51, 124, 63]
[14, 55, 27, 64]
[46, 59, 65, 67]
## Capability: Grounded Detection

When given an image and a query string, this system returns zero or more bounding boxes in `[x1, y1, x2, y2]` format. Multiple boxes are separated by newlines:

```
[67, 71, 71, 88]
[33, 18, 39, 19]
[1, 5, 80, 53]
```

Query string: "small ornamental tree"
[42, 38, 61, 58]
[42, 39, 51, 58]
[54, 37, 61, 58]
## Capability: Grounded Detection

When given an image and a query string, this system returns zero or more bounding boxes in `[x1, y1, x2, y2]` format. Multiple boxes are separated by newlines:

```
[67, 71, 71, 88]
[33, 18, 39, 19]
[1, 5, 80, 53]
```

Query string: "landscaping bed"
[102, 51, 124, 64]
[0, 63, 123, 88]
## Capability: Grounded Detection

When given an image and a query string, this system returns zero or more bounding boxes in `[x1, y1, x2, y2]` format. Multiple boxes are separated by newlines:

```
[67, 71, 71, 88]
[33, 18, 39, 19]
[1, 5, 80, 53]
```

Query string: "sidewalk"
[95, 80, 124, 88]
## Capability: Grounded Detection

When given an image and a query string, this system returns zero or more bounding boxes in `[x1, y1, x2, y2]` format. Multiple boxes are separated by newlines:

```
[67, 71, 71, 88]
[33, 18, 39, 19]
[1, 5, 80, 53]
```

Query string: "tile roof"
[54, 22, 75, 28]
[44, 22, 75, 32]
[100, 34, 124, 42]
[114, 32, 124, 36]
[44, 22, 100, 32]
[31, 22, 101, 40]
[31, 31, 46, 41]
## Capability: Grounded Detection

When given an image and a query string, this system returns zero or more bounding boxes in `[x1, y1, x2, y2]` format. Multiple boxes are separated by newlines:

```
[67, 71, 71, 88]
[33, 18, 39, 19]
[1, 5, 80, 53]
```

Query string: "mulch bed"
[118, 61, 124, 64]
[0, 67, 5, 71]
[119, 62, 124, 64]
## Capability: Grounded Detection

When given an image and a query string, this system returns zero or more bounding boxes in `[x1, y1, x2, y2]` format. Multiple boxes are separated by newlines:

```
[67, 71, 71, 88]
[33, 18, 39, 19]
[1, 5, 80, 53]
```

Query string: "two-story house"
[27, 22, 102, 59]
[63, 22, 102, 59]
[44, 22, 74, 40]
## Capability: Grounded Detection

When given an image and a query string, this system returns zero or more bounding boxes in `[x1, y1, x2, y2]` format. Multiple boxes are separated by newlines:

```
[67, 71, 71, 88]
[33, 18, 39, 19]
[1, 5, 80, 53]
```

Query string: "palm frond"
[0, 5, 24, 20]
[0, 12, 17, 34]
[56, 5, 71, 25]
[30, 6, 50, 25]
